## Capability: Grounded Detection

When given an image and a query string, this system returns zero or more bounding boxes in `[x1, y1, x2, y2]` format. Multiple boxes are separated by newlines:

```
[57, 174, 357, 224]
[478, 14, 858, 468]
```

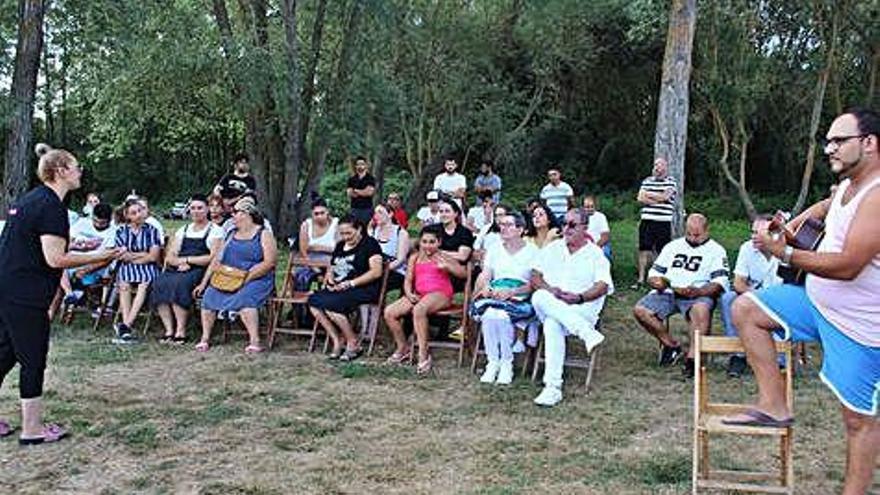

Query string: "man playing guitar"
[723, 108, 880, 494]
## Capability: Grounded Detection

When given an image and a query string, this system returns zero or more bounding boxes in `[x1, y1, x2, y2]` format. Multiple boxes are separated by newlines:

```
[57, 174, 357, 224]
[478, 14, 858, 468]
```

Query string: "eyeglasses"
[563, 221, 583, 230]
[817, 134, 867, 150]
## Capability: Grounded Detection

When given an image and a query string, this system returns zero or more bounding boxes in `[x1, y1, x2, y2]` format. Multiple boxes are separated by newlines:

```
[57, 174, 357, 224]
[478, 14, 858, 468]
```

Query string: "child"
[384, 228, 466, 374]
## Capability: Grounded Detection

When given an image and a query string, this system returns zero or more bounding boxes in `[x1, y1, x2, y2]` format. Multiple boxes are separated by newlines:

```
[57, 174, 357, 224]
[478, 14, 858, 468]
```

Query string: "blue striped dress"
[115, 223, 161, 283]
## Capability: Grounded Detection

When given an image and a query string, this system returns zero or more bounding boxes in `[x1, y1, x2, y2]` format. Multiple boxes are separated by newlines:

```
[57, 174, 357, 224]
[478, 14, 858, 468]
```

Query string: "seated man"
[530, 207, 612, 407]
[583, 194, 612, 260]
[466, 190, 495, 233]
[416, 190, 442, 229]
[60, 203, 117, 305]
[632, 213, 729, 378]
[722, 214, 784, 377]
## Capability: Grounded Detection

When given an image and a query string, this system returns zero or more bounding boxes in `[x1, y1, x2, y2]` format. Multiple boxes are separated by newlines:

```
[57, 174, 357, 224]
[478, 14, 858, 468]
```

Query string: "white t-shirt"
[146, 216, 166, 244]
[416, 206, 441, 226]
[69, 217, 117, 254]
[474, 227, 500, 252]
[649, 238, 730, 291]
[484, 242, 538, 283]
[733, 240, 781, 291]
[467, 207, 492, 232]
[533, 240, 614, 295]
[174, 222, 225, 245]
[587, 211, 610, 244]
[539, 182, 574, 219]
[433, 172, 467, 197]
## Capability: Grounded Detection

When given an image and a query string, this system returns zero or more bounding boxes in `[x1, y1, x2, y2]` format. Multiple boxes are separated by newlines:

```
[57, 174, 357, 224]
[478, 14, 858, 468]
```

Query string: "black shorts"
[308, 285, 379, 314]
[638, 219, 672, 253]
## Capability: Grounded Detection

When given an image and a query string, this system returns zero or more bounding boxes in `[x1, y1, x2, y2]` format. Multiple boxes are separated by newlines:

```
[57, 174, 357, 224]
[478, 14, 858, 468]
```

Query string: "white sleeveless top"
[305, 217, 338, 251]
[806, 177, 880, 347]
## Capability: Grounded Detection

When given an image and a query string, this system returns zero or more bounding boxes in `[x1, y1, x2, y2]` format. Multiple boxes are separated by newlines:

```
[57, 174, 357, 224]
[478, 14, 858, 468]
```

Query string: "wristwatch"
[782, 245, 794, 265]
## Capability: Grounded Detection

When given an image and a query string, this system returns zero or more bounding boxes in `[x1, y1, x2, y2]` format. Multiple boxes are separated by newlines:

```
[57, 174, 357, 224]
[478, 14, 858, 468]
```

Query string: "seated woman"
[525, 201, 561, 250]
[295, 198, 338, 290]
[473, 204, 510, 255]
[369, 202, 410, 291]
[113, 199, 163, 343]
[471, 211, 537, 385]
[207, 193, 227, 226]
[150, 194, 223, 343]
[193, 197, 277, 353]
[307, 215, 383, 362]
[384, 228, 467, 375]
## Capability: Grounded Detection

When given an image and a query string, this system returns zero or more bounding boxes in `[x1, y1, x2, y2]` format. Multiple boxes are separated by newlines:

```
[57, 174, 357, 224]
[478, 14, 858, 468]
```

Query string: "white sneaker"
[480, 361, 500, 383]
[496, 361, 514, 385]
[580, 328, 605, 353]
[533, 386, 563, 407]
[511, 340, 526, 354]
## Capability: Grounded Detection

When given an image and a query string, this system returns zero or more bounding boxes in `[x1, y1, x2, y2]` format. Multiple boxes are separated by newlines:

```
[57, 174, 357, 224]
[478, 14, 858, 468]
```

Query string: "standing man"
[530, 208, 612, 407]
[724, 108, 880, 495]
[0, 144, 121, 444]
[213, 152, 257, 201]
[433, 156, 467, 208]
[473, 159, 502, 204]
[346, 156, 376, 225]
[539, 168, 574, 223]
[634, 157, 677, 289]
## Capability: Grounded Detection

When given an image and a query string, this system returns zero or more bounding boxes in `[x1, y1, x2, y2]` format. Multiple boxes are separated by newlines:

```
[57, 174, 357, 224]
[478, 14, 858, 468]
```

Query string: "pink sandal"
[19, 423, 68, 445]
[244, 344, 265, 354]
[0, 420, 14, 438]
[195, 342, 210, 352]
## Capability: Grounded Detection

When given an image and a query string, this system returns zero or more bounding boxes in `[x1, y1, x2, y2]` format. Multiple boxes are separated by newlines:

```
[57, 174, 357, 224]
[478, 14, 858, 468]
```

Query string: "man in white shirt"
[632, 213, 729, 378]
[466, 191, 495, 232]
[722, 215, 784, 377]
[61, 203, 118, 304]
[539, 168, 574, 222]
[433, 157, 467, 207]
[530, 208, 613, 407]
[416, 190, 442, 229]
[583, 194, 611, 260]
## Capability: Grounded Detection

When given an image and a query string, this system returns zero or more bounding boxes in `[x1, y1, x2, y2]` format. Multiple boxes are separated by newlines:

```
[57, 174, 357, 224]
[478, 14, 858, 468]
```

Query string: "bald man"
[632, 214, 729, 378]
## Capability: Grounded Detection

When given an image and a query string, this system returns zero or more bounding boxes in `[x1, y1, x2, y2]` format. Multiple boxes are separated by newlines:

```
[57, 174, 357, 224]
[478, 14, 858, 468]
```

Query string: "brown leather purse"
[210, 265, 248, 292]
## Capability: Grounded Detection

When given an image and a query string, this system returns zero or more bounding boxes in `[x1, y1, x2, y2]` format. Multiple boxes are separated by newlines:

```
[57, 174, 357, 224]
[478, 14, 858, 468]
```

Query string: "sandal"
[19, 423, 68, 446]
[386, 350, 411, 365]
[327, 344, 344, 360]
[721, 408, 794, 428]
[0, 420, 14, 438]
[172, 336, 187, 344]
[339, 348, 363, 362]
[244, 344, 265, 354]
[416, 355, 433, 376]
[159, 334, 174, 343]
[195, 342, 210, 352]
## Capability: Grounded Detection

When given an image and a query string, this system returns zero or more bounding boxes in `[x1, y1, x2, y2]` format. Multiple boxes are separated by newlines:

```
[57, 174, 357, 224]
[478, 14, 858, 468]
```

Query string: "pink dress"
[414, 258, 454, 299]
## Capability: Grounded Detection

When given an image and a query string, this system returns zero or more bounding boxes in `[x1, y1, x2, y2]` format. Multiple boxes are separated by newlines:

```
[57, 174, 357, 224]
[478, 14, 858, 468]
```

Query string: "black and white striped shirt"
[639, 175, 677, 222]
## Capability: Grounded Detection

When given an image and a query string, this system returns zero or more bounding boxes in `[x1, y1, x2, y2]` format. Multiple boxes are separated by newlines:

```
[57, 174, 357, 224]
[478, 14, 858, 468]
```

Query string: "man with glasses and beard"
[723, 108, 880, 495]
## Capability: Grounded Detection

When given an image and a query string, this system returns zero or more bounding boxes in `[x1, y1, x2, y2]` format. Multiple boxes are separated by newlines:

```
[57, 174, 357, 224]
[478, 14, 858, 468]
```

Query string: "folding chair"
[692, 335, 794, 494]
[408, 261, 474, 367]
[318, 263, 391, 356]
[470, 321, 538, 379]
[530, 319, 603, 394]
[266, 256, 329, 351]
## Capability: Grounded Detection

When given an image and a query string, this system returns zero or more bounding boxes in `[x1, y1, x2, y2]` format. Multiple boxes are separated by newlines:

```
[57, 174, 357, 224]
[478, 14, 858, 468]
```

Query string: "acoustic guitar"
[777, 217, 825, 285]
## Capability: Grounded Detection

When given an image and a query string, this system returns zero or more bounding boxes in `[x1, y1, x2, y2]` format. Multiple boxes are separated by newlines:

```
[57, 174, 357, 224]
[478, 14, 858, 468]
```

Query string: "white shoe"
[511, 340, 526, 354]
[480, 361, 500, 383]
[496, 361, 514, 385]
[580, 328, 605, 353]
[533, 386, 563, 407]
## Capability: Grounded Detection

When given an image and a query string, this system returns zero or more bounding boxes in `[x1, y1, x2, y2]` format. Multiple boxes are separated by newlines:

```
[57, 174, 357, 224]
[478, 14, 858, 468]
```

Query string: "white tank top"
[306, 217, 338, 250]
[806, 177, 880, 347]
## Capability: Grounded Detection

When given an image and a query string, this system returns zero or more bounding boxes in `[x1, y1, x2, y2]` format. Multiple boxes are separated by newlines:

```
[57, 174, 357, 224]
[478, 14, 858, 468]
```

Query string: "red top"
[392, 208, 409, 229]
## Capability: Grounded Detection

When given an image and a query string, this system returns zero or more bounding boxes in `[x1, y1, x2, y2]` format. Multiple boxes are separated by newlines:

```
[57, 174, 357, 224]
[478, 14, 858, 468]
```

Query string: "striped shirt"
[639, 175, 677, 222]
[540, 181, 574, 220]
[115, 223, 161, 283]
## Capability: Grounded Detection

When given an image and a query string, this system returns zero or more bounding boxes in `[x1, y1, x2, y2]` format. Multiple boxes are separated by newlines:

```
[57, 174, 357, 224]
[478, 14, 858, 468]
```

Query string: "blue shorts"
[747, 284, 880, 416]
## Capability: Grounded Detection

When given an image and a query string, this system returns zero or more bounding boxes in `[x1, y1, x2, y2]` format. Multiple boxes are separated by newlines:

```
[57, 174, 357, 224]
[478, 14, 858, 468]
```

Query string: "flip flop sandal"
[159, 335, 174, 343]
[386, 351, 411, 365]
[416, 356, 433, 376]
[172, 336, 187, 344]
[339, 348, 363, 362]
[244, 344, 265, 354]
[195, 342, 210, 352]
[0, 420, 14, 438]
[19, 424, 68, 446]
[721, 408, 794, 428]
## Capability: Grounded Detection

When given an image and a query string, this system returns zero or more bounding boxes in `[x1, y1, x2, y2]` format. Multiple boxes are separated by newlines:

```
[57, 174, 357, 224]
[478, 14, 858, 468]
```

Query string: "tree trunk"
[403, 153, 449, 213]
[793, 7, 839, 214]
[653, 0, 697, 237]
[301, 0, 327, 155]
[276, 0, 303, 238]
[2, 0, 47, 211]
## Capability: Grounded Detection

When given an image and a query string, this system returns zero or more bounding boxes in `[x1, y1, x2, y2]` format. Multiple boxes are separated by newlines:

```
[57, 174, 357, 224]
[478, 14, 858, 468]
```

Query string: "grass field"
[0, 220, 854, 494]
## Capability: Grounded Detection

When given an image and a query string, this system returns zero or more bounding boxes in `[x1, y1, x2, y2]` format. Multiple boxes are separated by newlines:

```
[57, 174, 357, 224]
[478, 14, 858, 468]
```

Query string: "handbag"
[210, 265, 248, 292]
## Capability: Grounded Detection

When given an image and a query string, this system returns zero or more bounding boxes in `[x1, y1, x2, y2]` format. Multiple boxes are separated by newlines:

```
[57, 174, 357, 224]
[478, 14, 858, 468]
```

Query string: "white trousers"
[532, 289, 604, 389]
[480, 308, 515, 364]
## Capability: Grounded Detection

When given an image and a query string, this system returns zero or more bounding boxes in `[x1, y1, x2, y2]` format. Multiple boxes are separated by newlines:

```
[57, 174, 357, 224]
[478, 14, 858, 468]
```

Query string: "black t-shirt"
[438, 224, 475, 254]
[330, 236, 382, 288]
[218, 173, 257, 199]
[0, 185, 69, 308]
[347, 173, 376, 210]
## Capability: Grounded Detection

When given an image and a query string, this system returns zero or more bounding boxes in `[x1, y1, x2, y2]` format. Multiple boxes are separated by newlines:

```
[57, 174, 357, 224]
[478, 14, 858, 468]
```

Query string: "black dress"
[150, 224, 211, 309]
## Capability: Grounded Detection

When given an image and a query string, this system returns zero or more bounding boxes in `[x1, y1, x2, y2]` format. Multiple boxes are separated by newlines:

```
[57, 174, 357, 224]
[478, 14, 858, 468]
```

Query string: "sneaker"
[112, 323, 138, 344]
[480, 361, 500, 384]
[579, 329, 605, 353]
[63, 290, 84, 306]
[727, 355, 748, 378]
[533, 386, 563, 407]
[496, 361, 514, 385]
[682, 358, 695, 379]
[658, 344, 683, 367]
[511, 340, 526, 354]
[227, 311, 239, 322]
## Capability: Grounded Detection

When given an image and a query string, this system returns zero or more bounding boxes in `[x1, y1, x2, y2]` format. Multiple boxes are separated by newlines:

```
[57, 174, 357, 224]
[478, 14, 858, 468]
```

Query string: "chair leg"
[366, 305, 380, 357]
[308, 320, 319, 353]
[267, 302, 280, 350]
[470, 331, 482, 373]
[531, 340, 543, 383]
[584, 347, 599, 394]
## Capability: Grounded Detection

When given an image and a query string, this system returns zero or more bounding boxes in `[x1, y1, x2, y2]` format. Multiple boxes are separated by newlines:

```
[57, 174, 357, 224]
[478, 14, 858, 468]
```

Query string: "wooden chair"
[408, 261, 475, 367]
[692, 335, 794, 494]
[265, 256, 329, 351]
[530, 319, 603, 394]
[356, 264, 391, 356]
[470, 321, 538, 379]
